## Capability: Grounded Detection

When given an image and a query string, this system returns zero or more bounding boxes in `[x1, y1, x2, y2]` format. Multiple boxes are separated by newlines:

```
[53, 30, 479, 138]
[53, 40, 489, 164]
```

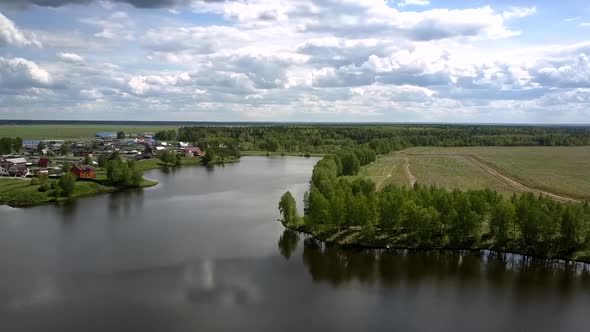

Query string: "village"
[0, 131, 204, 180]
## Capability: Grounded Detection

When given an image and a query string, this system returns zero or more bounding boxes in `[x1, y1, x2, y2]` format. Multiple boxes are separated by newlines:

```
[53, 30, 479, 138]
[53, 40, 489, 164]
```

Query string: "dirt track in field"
[404, 158, 417, 187]
[405, 153, 580, 203]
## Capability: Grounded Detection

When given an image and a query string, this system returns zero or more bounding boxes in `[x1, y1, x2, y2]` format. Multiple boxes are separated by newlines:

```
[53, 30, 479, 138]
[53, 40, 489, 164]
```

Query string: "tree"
[491, 201, 516, 246]
[98, 154, 108, 167]
[279, 191, 298, 225]
[37, 142, 47, 154]
[117, 131, 126, 139]
[202, 150, 216, 165]
[61, 161, 72, 173]
[129, 168, 143, 187]
[60, 144, 69, 156]
[58, 173, 76, 197]
[13, 137, 22, 153]
[339, 151, 361, 176]
[84, 155, 93, 165]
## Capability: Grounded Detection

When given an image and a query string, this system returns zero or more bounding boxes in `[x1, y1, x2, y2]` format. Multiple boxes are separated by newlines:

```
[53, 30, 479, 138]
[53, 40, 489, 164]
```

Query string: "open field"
[0, 124, 178, 140]
[361, 146, 590, 201]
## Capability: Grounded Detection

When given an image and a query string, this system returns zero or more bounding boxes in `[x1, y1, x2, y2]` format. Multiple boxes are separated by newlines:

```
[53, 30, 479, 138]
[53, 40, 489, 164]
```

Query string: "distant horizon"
[2, 119, 590, 127]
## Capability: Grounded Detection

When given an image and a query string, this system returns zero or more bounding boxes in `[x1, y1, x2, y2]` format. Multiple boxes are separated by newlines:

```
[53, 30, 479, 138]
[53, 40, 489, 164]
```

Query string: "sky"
[1, 0, 590, 123]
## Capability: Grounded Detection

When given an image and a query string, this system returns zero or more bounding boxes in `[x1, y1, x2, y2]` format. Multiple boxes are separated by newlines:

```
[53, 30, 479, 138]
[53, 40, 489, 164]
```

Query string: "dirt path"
[462, 155, 580, 203]
[406, 153, 580, 203]
[404, 158, 417, 187]
[375, 166, 393, 190]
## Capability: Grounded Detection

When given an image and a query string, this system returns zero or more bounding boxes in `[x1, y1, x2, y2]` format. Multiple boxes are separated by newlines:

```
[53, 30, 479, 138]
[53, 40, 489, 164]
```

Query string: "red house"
[38, 158, 51, 168]
[184, 147, 204, 157]
[70, 165, 96, 179]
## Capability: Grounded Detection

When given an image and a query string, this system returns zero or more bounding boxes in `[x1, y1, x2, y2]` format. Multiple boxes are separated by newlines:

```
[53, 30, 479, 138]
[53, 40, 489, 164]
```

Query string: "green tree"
[491, 201, 516, 246]
[84, 155, 93, 165]
[279, 191, 299, 225]
[117, 131, 126, 139]
[61, 161, 72, 173]
[13, 137, 22, 153]
[58, 173, 76, 197]
[60, 144, 69, 156]
[98, 153, 108, 168]
[202, 149, 216, 165]
[339, 151, 361, 176]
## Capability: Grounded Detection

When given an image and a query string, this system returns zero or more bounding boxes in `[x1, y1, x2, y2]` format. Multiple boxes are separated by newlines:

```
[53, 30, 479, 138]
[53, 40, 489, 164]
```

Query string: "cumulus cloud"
[1, 0, 589, 122]
[0, 12, 41, 47]
[57, 52, 85, 64]
[0, 0, 193, 8]
[397, 0, 429, 7]
[79, 11, 135, 40]
[0, 57, 52, 89]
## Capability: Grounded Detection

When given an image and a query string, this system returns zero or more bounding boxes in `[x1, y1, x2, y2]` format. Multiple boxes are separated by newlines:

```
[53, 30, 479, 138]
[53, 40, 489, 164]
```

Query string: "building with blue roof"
[95, 132, 118, 139]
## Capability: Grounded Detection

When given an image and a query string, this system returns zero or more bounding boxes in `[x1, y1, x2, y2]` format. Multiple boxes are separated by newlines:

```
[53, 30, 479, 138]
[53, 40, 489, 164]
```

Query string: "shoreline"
[0, 154, 305, 208]
[0, 156, 227, 208]
[282, 221, 590, 265]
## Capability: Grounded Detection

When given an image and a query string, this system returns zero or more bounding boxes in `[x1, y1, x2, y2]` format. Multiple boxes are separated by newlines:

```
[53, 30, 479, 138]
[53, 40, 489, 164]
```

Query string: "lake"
[0, 156, 589, 331]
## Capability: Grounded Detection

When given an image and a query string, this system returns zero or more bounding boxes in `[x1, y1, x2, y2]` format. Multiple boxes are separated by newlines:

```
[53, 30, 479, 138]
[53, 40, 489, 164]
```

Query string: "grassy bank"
[284, 222, 590, 264]
[0, 155, 240, 207]
[0, 177, 157, 207]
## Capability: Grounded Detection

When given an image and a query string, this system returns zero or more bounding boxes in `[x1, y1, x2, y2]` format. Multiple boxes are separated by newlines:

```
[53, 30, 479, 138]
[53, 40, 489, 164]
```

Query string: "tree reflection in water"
[278, 229, 299, 260]
[296, 233, 590, 294]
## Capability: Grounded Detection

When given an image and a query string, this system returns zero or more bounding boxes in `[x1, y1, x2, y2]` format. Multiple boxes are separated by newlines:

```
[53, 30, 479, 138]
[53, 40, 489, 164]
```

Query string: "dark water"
[0, 157, 589, 331]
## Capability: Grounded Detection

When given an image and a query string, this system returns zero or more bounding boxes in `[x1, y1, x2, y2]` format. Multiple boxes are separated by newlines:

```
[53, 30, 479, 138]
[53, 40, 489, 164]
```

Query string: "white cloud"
[57, 52, 85, 64]
[397, 0, 430, 7]
[0, 12, 41, 48]
[579, 22, 590, 28]
[502, 7, 536, 20]
[0, 57, 52, 89]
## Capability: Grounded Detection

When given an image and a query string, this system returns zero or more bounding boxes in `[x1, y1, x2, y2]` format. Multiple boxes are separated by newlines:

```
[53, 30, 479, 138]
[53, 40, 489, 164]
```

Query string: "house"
[22, 140, 41, 150]
[8, 164, 29, 177]
[155, 146, 166, 156]
[95, 132, 118, 139]
[0, 164, 7, 176]
[178, 142, 189, 148]
[70, 165, 96, 179]
[184, 147, 204, 157]
[4, 157, 27, 166]
[38, 158, 51, 168]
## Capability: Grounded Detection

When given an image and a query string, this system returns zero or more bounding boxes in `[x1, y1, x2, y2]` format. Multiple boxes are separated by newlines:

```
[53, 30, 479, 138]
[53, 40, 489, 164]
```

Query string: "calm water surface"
[0, 156, 589, 331]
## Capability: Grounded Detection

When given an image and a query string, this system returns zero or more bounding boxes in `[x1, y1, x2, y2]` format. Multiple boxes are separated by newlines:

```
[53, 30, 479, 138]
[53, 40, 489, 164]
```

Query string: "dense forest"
[279, 147, 590, 262]
[178, 125, 590, 154]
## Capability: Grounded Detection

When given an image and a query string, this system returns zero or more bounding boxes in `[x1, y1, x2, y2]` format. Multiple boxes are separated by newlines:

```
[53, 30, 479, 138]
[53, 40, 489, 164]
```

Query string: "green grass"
[404, 146, 590, 199]
[406, 154, 515, 194]
[358, 146, 590, 199]
[0, 124, 178, 139]
[0, 177, 157, 206]
[356, 154, 410, 189]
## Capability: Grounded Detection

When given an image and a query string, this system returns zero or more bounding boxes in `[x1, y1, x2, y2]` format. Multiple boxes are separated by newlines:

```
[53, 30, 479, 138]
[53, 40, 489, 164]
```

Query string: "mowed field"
[0, 125, 178, 140]
[361, 146, 590, 201]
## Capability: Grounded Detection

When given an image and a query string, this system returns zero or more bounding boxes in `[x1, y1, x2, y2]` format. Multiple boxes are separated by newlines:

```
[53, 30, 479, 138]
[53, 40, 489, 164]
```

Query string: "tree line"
[280, 149, 590, 261]
[0, 137, 23, 154]
[178, 125, 590, 155]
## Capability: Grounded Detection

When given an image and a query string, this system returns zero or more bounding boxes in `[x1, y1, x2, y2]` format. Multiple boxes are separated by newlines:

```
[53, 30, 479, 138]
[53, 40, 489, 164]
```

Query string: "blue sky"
[1, 0, 590, 123]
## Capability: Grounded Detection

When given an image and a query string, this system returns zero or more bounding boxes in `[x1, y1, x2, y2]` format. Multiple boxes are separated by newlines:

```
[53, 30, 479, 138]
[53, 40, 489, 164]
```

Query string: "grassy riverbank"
[283, 221, 590, 264]
[0, 156, 237, 207]
[0, 177, 157, 207]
